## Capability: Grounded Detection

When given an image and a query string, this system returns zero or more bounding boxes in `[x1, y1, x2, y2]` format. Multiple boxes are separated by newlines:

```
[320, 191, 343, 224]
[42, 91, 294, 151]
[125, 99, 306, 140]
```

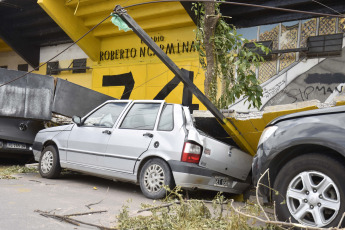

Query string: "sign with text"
[100, 35, 196, 62]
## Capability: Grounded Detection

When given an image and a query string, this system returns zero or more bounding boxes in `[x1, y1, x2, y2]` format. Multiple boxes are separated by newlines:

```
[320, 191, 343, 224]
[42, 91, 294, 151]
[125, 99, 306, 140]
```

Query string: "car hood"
[39, 124, 74, 133]
[270, 105, 345, 126]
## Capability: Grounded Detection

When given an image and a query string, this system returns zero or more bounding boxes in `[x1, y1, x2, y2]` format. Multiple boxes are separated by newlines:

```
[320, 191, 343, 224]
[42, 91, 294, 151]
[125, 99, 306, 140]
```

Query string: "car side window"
[120, 103, 161, 130]
[83, 102, 128, 127]
[158, 104, 174, 131]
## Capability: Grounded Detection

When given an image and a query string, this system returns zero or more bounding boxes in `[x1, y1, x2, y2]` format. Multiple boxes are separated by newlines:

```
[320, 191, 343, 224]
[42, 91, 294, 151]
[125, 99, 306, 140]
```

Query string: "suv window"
[158, 104, 174, 131]
[120, 103, 161, 130]
[83, 102, 128, 127]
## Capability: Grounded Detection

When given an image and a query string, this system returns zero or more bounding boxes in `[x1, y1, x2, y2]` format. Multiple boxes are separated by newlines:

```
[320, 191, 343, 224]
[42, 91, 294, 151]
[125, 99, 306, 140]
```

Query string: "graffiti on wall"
[262, 80, 286, 99]
[264, 73, 345, 108]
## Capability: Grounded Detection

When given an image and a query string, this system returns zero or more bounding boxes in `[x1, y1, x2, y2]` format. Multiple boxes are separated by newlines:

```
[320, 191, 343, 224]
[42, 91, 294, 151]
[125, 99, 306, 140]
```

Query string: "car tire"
[39, 145, 61, 179]
[273, 153, 345, 228]
[139, 158, 175, 199]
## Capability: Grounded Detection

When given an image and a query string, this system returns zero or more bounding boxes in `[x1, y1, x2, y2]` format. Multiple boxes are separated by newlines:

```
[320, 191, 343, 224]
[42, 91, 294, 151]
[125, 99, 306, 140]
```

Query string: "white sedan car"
[33, 100, 252, 199]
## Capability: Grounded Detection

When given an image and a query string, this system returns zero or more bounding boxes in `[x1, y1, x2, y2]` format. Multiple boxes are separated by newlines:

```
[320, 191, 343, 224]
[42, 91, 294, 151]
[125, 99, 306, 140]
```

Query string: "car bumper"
[0, 139, 33, 155]
[252, 145, 272, 203]
[32, 141, 43, 161]
[168, 160, 250, 194]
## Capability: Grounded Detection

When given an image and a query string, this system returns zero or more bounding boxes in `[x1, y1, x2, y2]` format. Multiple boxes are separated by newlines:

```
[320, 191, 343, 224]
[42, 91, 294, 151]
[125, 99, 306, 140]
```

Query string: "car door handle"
[143, 133, 153, 138]
[102, 130, 112, 135]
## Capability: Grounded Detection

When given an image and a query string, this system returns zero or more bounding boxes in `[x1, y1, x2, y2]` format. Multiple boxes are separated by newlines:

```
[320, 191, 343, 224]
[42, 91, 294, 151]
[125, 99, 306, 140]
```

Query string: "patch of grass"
[116, 187, 275, 230]
[0, 165, 38, 179]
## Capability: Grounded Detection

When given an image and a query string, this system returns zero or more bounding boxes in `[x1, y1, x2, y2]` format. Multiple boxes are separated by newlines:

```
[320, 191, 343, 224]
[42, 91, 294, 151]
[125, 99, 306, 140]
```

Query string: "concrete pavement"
[0, 172, 152, 230]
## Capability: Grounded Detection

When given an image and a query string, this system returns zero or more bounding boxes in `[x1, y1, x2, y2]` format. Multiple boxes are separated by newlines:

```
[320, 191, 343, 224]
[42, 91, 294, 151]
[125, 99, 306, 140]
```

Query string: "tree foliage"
[193, 2, 270, 109]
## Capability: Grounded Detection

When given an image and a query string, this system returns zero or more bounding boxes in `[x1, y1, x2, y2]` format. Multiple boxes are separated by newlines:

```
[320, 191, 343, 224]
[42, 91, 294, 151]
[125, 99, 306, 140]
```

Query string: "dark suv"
[253, 105, 345, 228]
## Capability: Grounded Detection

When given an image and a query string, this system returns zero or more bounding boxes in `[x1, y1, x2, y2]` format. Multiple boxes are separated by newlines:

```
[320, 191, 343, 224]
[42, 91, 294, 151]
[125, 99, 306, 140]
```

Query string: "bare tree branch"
[256, 168, 270, 221]
[35, 210, 114, 230]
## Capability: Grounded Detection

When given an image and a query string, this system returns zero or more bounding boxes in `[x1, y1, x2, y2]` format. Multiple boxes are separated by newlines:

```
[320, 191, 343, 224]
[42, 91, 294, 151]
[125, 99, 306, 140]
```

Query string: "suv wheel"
[139, 158, 174, 199]
[273, 153, 345, 228]
[39, 145, 61, 179]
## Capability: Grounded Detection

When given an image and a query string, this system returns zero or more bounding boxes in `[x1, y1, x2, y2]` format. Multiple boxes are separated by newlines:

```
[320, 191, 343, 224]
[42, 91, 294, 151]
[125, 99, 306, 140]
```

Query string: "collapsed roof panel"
[0, 68, 54, 120]
[0, 0, 71, 67]
[0, 68, 115, 120]
[182, 0, 345, 28]
[52, 78, 115, 118]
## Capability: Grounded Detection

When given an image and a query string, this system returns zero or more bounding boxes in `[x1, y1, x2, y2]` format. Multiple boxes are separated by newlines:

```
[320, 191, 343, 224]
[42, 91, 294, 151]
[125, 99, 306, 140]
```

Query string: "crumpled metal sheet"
[0, 68, 54, 120]
[0, 69, 115, 121]
[52, 78, 115, 118]
[0, 117, 45, 144]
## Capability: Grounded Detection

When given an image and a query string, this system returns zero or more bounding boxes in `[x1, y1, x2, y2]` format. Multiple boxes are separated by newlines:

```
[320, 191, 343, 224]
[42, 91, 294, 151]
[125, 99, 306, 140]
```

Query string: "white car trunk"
[183, 107, 252, 181]
[199, 135, 252, 181]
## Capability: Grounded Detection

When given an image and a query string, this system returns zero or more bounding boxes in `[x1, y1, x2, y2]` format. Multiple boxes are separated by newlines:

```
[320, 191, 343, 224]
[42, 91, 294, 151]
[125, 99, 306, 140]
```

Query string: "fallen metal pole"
[114, 5, 225, 123]
[113, 5, 255, 155]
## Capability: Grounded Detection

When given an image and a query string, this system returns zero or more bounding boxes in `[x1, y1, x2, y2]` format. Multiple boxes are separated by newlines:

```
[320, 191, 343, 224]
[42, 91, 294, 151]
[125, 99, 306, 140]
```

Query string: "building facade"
[1, 0, 345, 113]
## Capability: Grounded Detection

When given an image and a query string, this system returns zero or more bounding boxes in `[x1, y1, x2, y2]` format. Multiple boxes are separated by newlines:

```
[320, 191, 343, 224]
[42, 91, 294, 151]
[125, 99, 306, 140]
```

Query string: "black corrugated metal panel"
[182, 1, 345, 28]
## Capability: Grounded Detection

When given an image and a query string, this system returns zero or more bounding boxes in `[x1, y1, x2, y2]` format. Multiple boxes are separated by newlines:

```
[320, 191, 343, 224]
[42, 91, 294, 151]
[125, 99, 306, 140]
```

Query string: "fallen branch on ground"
[137, 201, 180, 213]
[66, 210, 107, 217]
[35, 209, 113, 230]
[86, 200, 104, 209]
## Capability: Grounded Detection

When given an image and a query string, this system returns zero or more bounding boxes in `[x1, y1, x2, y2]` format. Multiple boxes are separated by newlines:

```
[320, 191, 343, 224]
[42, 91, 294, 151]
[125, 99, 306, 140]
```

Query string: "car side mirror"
[72, 116, 82, 126]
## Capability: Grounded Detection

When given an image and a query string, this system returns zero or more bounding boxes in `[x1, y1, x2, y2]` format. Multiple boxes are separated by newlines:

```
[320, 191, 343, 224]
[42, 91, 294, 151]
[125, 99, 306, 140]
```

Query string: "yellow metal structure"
[0, 39, 11, 52]
[227, 101, 326, 155]
[38, 0, 101, 61]
[38, 0, 205, 108]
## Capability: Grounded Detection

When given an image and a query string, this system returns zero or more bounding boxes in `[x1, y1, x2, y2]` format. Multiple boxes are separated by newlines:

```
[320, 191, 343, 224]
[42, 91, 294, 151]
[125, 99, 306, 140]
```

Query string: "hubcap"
[143, 164, 165, 193]
[286, 171, 340, 227]
[41, 151, 54, 174]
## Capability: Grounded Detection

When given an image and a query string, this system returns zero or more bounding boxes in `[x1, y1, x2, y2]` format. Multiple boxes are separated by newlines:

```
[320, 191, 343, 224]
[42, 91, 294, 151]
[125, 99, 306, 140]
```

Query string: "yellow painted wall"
[34, 59, 93, 89]
[92, 26, 206, 109]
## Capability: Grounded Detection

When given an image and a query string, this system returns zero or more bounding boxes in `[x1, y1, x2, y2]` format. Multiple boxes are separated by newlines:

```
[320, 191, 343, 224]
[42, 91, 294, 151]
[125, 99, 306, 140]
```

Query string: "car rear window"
[158, 104, 174, 131]
[120, 103, 161, 130]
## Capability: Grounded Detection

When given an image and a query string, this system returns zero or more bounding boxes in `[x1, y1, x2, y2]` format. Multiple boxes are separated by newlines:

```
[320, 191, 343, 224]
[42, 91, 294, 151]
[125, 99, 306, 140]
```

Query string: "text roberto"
[100, 41, 196, 61]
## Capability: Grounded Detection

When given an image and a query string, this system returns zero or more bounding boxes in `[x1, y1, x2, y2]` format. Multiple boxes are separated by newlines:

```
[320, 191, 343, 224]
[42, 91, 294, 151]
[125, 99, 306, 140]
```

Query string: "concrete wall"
[230, 36, 345, 112]
[0, 51, 34, 72]
[264, 48, 345, 108]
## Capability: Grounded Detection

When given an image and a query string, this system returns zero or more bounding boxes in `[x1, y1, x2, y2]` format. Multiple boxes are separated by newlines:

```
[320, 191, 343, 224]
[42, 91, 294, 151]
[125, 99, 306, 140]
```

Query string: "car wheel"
[139, 158, 174, 199]
[273, 153, 345, 228]
[39, 145, 61, 179]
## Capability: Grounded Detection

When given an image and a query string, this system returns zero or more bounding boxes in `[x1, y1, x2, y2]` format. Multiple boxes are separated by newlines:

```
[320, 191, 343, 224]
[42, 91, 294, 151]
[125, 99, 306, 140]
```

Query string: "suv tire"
[273, 153, 345, 228]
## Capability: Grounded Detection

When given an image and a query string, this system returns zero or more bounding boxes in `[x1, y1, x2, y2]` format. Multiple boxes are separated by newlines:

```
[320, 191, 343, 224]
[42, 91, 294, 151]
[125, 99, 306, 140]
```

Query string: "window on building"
[72, 58, 87, 73]
[18, 64, 28, 72]
[46, 61, 59, 75]
[0, 66, 8, 69]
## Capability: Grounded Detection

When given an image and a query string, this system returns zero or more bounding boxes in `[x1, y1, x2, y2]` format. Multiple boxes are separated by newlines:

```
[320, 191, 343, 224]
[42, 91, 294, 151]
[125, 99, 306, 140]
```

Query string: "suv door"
[66, 101, 129, 167]
[102, 101, 164, 173]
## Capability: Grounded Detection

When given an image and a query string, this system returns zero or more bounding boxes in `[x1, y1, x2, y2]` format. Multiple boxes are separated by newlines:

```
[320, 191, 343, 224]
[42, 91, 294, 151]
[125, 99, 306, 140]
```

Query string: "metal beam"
[0, 15, 39, 67]
[38, 0, 101, 61]
[223, 0, 312, 18]
[230, 4, 345, 27]
[114, 5, 225, 123]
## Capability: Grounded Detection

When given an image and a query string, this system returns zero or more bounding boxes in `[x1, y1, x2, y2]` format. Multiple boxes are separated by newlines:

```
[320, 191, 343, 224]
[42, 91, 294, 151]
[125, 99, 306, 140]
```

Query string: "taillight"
[181, 142, 202, 163]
